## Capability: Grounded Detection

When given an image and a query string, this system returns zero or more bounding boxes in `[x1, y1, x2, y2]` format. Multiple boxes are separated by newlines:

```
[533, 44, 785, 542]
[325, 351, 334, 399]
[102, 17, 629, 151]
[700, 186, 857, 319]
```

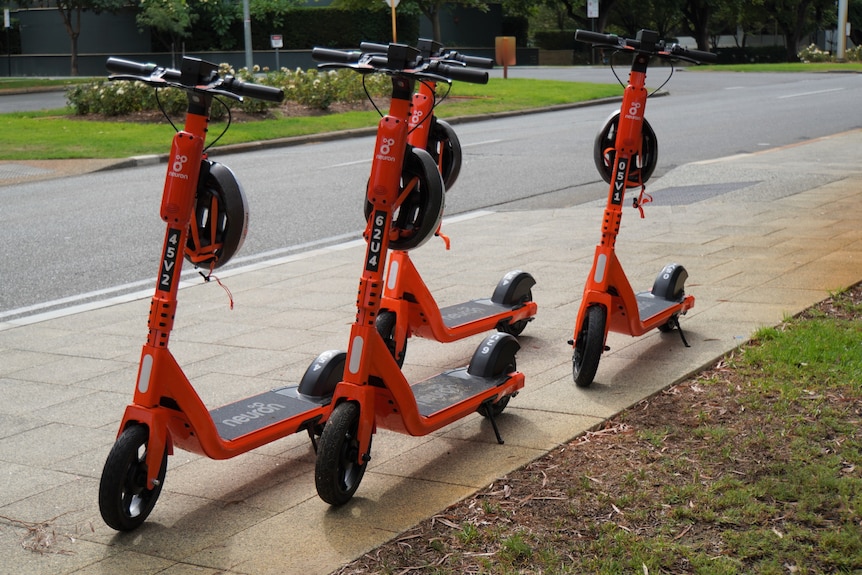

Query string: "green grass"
[0, 78, 622, 160]
[0, 77, 96, 91]
[698, 61, 862, 73]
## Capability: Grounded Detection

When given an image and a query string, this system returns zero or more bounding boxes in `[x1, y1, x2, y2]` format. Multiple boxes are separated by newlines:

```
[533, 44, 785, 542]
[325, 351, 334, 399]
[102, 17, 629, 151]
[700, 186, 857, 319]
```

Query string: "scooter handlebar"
[669, 45, 718, 64]
[106, 57, 182, 81]
[446, 52, 495, 69]
[221, 76, 285, 102]
[311, 47, 362, 63]
[359, 41, 389, 54]
[574, 29, 623, 47]
[430, 61, 489, 84]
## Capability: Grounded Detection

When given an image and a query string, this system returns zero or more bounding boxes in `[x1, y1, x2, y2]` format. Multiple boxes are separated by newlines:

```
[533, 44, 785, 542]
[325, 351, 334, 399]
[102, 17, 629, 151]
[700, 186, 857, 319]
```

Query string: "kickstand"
[670, 316, 691, 348]
[481, 400, 505, 445]
[306, 427, 320, 453]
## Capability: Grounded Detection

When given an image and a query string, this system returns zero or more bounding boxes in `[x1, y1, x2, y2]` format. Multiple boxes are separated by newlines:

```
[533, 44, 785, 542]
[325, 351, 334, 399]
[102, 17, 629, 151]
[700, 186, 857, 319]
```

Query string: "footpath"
[1, 127, 861, 574]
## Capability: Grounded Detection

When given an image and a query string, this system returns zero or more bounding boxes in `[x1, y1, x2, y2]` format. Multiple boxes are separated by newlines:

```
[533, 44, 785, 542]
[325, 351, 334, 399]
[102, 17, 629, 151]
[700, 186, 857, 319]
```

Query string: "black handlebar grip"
[436, 62, 488, 84]
[223, 77, 285, 102]
[367, 55, 389, 68]
[311, 47, 362, 63]
[359, 41, 389, 53]
[676, 46, 718, 63]
[574, 29, 620, 46]
[458, 54, 494, 69]
[106, 57, 158, 76]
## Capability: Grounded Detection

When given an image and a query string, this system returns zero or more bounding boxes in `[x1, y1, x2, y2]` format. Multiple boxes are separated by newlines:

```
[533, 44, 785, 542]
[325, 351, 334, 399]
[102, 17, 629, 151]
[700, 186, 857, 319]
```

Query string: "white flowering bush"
[67, 64, 391, 117]
[798, 43, 832, 63]
[798, 42, 861, 63]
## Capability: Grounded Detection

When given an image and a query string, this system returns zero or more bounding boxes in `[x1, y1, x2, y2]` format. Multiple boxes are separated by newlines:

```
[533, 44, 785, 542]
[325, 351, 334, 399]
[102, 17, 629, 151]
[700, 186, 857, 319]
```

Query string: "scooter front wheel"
[98, 424, 167, 531]
[315, 401, 368, 506]
[572, 305, 606, 388]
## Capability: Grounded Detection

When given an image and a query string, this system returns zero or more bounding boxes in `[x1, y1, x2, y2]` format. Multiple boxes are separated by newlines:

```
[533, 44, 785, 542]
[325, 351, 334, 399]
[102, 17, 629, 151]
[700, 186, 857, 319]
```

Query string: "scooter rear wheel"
[315, 401, 367, 506]
[469, 333, 520, 418]
[98, 424, 167, 531]
[572, 305, 606, 388]
[497, 289, 533, 336]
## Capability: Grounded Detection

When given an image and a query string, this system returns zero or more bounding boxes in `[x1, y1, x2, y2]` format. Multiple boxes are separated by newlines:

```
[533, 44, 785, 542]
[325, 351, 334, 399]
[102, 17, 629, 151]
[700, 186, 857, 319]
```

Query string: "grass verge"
[0, 78, 622, 160]
[335, 284, 862, 574]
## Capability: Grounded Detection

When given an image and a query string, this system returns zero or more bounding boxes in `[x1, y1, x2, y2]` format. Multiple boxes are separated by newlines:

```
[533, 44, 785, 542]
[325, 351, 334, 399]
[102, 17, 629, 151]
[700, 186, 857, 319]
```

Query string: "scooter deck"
[635, 291, 679, 322]
[411, 368, 509, 417]
[439, 298, 514, 329]
[210, 387, 326, 441]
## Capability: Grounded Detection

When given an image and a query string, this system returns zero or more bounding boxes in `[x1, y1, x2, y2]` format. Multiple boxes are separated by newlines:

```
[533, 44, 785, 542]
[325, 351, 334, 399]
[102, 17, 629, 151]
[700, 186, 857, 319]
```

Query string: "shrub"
[798, 43, 832, 63]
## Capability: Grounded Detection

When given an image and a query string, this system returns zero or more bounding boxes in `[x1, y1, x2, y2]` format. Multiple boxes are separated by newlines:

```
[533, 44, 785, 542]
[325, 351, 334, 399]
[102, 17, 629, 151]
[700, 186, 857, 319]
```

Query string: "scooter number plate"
[365, 210, 387, 272]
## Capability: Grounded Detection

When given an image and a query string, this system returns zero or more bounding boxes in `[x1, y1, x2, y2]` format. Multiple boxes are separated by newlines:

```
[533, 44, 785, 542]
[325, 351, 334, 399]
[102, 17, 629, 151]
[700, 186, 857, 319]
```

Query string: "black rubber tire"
[469, 333, 518, 419]
[315, 402, 367, 506]
[657, 315, 678, 333]
[375, 310, 406, 367]
[478, 395, 511, 418]
[496, 290, 533, 336]
[572, 305, 606, 388]
[98, 424, 167, 531]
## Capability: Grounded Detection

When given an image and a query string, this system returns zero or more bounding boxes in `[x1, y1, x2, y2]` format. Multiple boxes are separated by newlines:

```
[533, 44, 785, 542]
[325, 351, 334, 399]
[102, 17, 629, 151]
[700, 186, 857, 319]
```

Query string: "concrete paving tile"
[65, 550, 177, 575]
[6, 356, 130, 387]
[0, 422, 114, 469]
[370, 433, 545, 489]
[0, 412, 46, 440]
[440, 407, 602, 452]
[164, 450, 316, 509]
[0, 325, 77, 353]
[1, 474, 102, 529]
[82, 490, 277, 562]
[0, 378, 93, 415]
[74, 364, 141, 394]
[0, 461, 79, 507]
[32, 390, 128, 429]
[1, 523, 114, 575]
[185, 478, 474, 575]
[0, 348, 63, 376]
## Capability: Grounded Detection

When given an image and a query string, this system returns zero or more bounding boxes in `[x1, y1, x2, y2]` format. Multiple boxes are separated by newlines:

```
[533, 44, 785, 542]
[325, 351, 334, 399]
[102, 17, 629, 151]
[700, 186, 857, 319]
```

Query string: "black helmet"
[364, 147, 444, 251]
[593, 110, 658, 188]
[185, 160, 248, 269]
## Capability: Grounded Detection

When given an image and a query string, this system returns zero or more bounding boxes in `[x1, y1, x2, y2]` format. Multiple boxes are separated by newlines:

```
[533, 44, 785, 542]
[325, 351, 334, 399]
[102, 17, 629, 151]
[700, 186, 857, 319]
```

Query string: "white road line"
[779, 87, 844, 99]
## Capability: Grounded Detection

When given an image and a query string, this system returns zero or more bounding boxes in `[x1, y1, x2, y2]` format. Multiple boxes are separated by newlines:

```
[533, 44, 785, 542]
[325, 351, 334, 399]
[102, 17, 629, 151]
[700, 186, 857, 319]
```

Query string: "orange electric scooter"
[97, 57, 348, 532]
[306, 43, 525, 505]
[569, 29, 716, 388]
[351, 39, 537, 368]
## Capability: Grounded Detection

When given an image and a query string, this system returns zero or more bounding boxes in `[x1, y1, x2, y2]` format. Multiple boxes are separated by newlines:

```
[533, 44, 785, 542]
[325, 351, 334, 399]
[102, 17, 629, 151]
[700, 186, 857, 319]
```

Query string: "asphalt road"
[1, 68, 859, 322]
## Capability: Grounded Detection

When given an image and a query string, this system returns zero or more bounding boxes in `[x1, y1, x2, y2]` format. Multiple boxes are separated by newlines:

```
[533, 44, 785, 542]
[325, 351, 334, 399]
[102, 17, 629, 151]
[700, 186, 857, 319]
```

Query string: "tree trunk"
[57, 5, 82, 76]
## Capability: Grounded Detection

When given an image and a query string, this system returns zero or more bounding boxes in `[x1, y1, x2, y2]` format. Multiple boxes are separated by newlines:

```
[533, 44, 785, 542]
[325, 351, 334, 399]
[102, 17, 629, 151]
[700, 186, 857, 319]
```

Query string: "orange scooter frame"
[97, 57, 340, 532]
[309, 43, 525, 506]
[358, 39, 537, 367]
[570, 29, 716, 388]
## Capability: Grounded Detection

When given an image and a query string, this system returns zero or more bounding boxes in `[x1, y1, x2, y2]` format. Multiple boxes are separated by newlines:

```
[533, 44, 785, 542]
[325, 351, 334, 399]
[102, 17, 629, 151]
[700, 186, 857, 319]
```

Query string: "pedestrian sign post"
[383, 0, 400, 42]
[271, 34, 283, 70]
